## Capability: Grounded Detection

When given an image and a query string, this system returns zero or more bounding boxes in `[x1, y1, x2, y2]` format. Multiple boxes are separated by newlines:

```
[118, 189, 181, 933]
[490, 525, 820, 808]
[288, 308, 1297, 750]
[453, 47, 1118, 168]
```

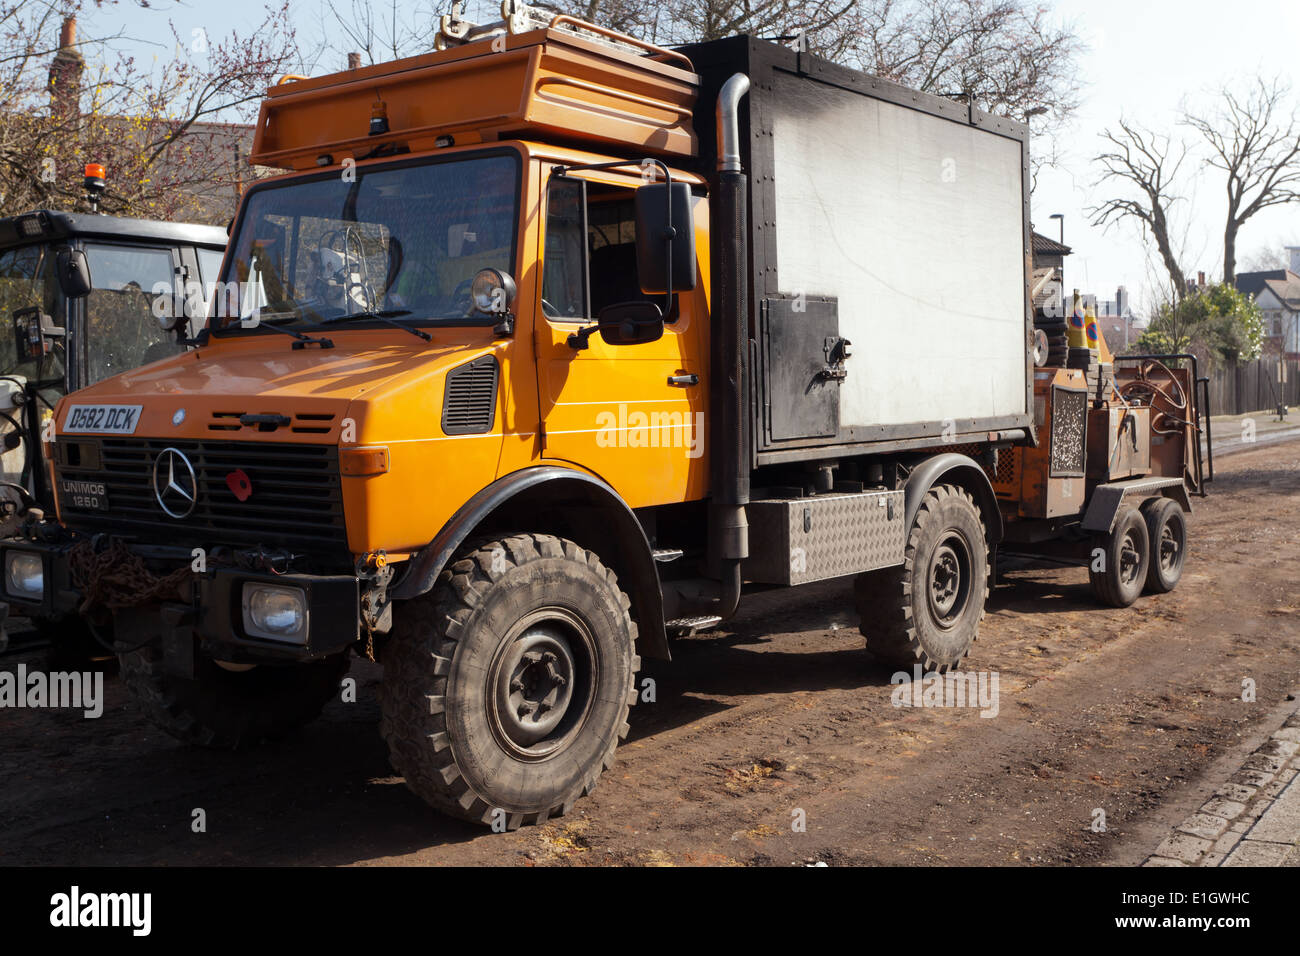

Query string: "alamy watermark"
[890, 664, 1000, 718]
[0, 665, 103, 718]
[595, 404, 704, 458]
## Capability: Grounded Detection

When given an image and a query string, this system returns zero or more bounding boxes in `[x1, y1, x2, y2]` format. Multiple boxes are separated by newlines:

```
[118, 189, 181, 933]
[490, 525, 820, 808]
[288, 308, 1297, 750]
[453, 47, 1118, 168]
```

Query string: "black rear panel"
[58, 439, 348, 553]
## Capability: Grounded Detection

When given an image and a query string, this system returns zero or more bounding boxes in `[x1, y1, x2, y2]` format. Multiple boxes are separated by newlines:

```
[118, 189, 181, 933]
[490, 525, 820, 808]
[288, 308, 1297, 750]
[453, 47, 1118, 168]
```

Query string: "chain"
[67, 539, 194, 614]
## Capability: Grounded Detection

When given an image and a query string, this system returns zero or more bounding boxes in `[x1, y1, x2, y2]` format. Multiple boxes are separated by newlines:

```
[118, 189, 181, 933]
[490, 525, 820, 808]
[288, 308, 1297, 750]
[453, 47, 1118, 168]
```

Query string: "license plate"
[58, 478, 110, 512]
[63, 404, 143, 435]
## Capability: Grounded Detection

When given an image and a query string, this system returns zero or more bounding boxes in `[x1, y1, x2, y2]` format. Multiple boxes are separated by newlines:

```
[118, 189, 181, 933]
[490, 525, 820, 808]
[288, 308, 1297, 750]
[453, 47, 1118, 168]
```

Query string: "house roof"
[1032, 231, 1072, 257]
[1235, 269, 1300, 311]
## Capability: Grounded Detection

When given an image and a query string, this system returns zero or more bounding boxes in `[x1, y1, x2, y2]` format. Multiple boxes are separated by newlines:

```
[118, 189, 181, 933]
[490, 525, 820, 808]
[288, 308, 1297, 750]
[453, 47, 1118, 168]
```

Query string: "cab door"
[533, 166, 710, 509]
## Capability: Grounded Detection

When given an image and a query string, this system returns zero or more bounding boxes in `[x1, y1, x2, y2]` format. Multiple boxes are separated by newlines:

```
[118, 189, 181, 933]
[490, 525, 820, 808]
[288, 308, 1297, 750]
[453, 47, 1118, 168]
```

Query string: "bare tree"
[1183, 76, 1300, 286]
[314, 0, 442, 67]
[0, 1, 299, 222]
[1090, 119, 1191, 301]
[852, 0, 1081, 125]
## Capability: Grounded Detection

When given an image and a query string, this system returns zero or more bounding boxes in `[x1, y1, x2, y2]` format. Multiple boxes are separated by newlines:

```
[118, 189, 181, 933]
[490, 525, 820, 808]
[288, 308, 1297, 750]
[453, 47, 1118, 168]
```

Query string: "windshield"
[216, 152, 519, 331]
[84, 242, 185, 383]
[0, 242, 63, 380]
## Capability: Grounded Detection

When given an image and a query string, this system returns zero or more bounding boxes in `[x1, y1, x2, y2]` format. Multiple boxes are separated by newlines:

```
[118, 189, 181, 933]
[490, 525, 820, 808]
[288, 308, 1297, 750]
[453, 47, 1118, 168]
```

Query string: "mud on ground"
[1, 440, 1297, 866]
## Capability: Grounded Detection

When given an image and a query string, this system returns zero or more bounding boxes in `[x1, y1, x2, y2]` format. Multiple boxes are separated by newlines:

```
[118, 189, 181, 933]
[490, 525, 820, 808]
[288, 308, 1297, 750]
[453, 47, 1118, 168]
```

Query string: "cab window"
[83, 243, 180, 382]
[0, 244, 60, 376]
[541, 180, 656, 321]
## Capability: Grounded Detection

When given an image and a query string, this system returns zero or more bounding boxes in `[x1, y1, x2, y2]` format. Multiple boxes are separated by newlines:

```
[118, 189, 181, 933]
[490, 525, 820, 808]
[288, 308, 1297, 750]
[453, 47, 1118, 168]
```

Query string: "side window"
[197, 247, 225, 286]
[83, 243, 180, 383]
[542, 180, 655, 321]
[0, 244, 58, 375]
[541, 179, 587, 319]
[587, 187, 650, 314]
[195, 247, 226, 322]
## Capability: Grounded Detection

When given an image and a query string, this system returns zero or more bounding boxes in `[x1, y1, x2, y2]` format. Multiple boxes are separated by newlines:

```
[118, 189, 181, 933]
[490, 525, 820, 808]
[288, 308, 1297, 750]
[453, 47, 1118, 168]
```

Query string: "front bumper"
[0, 539, 360, 666]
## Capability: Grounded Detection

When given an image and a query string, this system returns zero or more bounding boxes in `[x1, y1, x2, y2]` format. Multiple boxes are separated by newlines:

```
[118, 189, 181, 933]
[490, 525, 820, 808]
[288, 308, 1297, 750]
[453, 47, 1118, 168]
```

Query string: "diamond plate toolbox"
[743, 490, 906, 586]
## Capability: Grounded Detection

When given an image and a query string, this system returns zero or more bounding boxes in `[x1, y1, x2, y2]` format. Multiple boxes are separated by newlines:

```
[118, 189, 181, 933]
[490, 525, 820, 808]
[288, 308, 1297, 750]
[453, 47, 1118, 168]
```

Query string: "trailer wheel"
[1088, 505, 1150, 607]
[1141, 498, 1187, 593]
[118, 646, 350, 749]
[380, 534, 638, 828]
[855, 484, 988, 671]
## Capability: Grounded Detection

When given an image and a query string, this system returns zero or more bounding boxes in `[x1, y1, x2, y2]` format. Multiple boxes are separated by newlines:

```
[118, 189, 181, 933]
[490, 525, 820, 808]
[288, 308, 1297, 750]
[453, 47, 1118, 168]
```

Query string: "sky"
[78, 0, 1300, 319]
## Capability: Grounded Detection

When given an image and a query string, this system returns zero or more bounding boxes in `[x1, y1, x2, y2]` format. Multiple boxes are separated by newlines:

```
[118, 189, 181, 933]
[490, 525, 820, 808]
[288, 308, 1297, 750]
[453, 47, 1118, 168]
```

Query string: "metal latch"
[819, 336, 852, 382]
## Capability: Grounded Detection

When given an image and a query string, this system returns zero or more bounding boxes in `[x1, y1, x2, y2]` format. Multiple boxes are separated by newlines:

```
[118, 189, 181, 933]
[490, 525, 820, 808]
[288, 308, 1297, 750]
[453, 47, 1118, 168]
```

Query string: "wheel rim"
[927, 532, 973, 629]
[488, 607, 597, 761]
[1159, 520, 1182, 574]
[1119, 529, 1143, 585]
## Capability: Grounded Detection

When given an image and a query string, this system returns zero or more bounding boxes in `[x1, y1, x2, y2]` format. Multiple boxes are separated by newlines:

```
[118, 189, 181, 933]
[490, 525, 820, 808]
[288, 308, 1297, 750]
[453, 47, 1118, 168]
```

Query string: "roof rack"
[436, 1, 692, 70]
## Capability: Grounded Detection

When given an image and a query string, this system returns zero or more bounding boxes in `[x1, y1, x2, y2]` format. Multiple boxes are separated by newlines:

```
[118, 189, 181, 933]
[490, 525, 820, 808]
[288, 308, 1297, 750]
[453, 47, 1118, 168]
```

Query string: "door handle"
[667, 373, 698, 387]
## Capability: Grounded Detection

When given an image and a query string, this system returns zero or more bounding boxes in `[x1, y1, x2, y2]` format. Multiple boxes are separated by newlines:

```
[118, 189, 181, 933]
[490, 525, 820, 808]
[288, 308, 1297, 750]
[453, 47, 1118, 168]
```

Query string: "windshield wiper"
[249, 317, 334, 350]
[320, 309, 432, 341]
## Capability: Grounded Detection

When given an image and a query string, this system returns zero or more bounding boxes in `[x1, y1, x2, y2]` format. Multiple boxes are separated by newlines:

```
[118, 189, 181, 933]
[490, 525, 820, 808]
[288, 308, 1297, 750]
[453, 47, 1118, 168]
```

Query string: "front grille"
[58, 439, 348, 553]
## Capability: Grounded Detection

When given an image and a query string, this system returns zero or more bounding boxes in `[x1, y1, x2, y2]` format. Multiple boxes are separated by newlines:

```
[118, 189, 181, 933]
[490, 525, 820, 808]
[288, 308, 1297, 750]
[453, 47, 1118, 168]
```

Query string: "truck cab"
[0, 210, 227, 508]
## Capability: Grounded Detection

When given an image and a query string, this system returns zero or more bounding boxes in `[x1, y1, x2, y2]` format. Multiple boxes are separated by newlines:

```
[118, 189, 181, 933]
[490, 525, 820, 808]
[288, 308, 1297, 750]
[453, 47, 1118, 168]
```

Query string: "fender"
[390, 465, 669, 660]
[903, 453, 1004, 547]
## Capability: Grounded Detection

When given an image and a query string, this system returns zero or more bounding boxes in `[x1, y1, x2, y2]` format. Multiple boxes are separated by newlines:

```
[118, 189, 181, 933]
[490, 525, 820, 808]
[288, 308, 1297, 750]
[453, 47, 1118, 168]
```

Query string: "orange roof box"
[251, 19, 699, 170]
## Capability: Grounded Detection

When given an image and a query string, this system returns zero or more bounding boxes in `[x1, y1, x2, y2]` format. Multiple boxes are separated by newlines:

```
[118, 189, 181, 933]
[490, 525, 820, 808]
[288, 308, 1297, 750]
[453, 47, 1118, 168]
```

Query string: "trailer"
[8, 8, 1207, 827]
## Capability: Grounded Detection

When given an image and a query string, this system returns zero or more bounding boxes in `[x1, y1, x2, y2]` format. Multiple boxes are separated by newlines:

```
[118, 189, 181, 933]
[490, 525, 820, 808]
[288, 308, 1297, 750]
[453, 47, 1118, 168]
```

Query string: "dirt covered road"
[2, 439, 1298, 867]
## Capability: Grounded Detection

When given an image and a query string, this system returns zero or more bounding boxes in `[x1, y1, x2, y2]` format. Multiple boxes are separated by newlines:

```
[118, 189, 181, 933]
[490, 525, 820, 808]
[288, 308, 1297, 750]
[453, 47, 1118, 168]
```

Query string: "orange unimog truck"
[8, 8, 1209, 826]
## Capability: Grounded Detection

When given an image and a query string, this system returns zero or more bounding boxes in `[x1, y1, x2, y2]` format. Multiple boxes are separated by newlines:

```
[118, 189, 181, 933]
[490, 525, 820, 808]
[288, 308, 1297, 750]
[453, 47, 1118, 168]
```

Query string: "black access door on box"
[761, 297, 841, 442]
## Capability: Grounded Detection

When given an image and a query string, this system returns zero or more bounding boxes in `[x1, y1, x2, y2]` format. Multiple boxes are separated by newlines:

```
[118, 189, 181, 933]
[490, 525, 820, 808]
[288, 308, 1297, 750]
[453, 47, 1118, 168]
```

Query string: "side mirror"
[12, 306, 66, 363]
[568, 300, 664, 350]
[54, 248, 92, 299]
[634, 182, 696, 295]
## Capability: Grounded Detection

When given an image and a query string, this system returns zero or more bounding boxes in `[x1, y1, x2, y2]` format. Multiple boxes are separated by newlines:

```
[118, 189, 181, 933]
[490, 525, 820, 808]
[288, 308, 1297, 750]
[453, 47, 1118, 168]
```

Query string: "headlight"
[470, 268, 516, 314]
[5, 551, 44, 600]
[241, 584, 308, 644]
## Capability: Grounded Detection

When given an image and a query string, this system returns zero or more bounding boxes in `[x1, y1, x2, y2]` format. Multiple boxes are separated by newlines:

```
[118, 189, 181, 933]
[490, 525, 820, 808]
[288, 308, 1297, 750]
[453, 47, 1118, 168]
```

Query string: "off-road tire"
[855, 484, 989, 671]
[1088, 504, 1150, 607]
[380, 534, 639, 828]
[118, 646, 350, 749]
[1141, 497, 1187, 594]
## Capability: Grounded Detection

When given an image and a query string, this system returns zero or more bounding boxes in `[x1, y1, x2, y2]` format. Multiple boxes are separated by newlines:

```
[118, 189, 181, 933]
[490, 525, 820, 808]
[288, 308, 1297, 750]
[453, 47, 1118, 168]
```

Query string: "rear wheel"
[855, 484, 989, 671]
[1088, 504, 1149, 607]
[1141, 497, 1187, 593]
[380, 534, 638, 828]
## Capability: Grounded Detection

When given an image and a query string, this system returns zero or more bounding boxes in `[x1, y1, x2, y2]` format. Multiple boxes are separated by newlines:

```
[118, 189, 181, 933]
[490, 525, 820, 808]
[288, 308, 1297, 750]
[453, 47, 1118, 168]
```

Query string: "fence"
[1203, 355, 1300, 417]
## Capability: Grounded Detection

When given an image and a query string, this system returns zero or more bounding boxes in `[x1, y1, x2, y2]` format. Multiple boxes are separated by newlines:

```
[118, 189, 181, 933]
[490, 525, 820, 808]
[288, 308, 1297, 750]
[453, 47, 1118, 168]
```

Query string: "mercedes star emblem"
[152, 447, 198, 518]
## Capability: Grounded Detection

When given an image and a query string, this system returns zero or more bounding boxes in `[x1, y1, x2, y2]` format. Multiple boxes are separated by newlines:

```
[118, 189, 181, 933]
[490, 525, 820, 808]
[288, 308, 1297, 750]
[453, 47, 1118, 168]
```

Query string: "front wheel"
[380, 534, 639, 828]
[118, 645, 350, 749]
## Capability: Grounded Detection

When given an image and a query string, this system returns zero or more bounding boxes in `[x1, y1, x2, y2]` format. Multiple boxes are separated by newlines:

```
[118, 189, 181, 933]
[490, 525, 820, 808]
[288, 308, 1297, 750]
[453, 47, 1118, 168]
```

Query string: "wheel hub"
[1159, 525, 1180, 571]
[927, 535, 972, 629]
[488, 607, 597, 761]
[496, 628, 576, 746]
[1119, 532, 1142, 584]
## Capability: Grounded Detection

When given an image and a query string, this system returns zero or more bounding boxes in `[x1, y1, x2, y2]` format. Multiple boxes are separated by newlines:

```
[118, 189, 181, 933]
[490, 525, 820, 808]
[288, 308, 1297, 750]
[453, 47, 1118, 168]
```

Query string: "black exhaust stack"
[710, 73, 751, 618]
